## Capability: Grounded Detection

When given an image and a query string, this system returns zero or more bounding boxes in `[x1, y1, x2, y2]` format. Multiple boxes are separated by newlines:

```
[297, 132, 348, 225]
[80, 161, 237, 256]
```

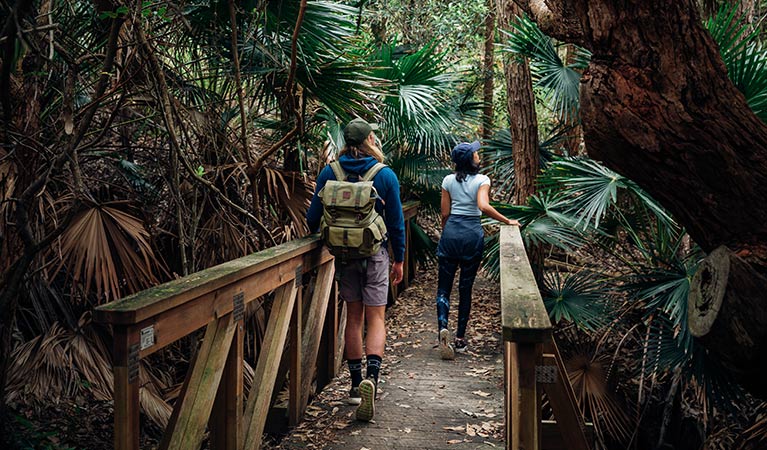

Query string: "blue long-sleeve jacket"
[306, 154, 406, 262]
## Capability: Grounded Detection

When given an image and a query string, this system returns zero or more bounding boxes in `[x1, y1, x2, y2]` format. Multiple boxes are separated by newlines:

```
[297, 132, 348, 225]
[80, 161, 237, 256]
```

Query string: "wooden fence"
[95, 201, 419, 450]
[499, 225, 593, 450]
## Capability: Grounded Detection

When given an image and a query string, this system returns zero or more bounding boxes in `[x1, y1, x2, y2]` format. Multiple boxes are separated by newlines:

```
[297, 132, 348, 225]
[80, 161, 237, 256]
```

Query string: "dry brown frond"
[140, 386, 173, 428]
[0, 155, 16, 225]
[51, 202, 164, 303]
[6, 323, 77, 405]
[259, 167, 312, 237]
[566, 351, 633, 443]
[6, 315, 173, 429]
[67, 314, 114, 401]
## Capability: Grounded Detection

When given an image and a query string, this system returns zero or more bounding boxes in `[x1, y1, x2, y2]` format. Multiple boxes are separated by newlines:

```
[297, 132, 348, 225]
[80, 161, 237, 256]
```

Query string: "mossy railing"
[95, 201, 419, 450]
[499, 225, 592, 450]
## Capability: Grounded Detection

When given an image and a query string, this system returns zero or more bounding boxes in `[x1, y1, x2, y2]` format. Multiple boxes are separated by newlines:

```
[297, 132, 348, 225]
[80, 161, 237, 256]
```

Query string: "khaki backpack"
[318, 161, 388, 260]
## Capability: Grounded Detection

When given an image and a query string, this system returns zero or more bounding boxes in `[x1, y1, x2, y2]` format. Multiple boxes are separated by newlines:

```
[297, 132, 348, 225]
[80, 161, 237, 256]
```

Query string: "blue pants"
[436, 215, 484, 339]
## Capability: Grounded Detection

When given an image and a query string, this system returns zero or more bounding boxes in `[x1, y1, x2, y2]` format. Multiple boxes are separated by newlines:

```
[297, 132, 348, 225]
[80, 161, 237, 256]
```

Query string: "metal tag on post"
[536, 365, 557, 384]
[128, 343, 140, 383]
[295, 265, 303, 287]
[233, 292, 244, 322]
[140, 325, 155, 351]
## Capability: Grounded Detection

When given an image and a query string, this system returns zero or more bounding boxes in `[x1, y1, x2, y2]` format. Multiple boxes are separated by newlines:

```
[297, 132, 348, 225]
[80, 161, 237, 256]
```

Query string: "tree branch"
[251, 0, 307, 175]
[134, 16, 276, 246]
[228, 0, 251, 168]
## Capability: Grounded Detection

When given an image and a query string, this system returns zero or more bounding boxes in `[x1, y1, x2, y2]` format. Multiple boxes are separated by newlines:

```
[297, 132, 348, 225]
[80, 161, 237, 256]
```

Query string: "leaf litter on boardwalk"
[267, 267, 505, 449]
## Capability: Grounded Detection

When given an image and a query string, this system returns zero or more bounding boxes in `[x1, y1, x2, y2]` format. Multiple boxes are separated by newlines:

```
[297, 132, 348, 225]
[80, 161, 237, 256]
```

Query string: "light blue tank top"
[442, 173, 490, 216]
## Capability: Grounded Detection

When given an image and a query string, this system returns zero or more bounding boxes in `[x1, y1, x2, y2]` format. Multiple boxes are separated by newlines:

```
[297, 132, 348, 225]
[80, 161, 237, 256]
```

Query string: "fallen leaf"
[472, 390, 491, 397]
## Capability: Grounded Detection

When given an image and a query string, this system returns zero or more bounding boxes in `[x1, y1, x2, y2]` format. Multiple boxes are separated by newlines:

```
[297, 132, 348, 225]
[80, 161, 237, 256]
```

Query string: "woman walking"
[436, 141, 519, 359]
[306, 118, 405, 420]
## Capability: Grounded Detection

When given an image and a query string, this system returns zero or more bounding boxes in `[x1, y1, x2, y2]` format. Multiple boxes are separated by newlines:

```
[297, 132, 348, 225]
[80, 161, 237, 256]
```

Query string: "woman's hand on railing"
[505, 218, 520, 226]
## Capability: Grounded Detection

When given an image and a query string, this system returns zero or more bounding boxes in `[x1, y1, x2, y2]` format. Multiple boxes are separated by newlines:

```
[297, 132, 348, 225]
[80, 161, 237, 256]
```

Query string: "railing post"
[289, 286, 303, 426]
[403, 218, 411, 289]
[504, 341, 514, 449]
[317, 279, 340, 388]
[500, 226, 550, 450]
[210, 318, 243, 450]
[113, 326, 140, 450]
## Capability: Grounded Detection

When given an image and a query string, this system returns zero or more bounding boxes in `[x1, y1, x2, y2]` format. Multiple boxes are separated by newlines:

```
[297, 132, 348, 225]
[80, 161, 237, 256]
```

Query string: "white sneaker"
[347, 386, 362, 405]
[439, 329, 455, 360]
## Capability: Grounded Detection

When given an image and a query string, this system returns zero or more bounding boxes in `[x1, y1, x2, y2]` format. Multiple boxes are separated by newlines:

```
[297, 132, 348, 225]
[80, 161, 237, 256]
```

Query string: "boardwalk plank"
[276, 272, 505, 449]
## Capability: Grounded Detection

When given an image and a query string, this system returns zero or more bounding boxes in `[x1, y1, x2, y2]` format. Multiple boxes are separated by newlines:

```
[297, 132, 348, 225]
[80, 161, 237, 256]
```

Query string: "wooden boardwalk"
[276, 271, 506, 449]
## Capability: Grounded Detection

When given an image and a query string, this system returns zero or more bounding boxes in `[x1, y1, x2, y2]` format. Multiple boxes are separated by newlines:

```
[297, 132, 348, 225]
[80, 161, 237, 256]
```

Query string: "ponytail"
[340, 139, 385, 163]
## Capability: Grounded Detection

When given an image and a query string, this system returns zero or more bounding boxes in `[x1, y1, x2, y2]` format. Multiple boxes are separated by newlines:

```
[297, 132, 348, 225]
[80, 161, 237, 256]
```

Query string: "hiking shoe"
[356, 378, 376, 421]
[454, 338, 468, 353]
[439, 328, 455, 360]
[347, 386, 362, 405]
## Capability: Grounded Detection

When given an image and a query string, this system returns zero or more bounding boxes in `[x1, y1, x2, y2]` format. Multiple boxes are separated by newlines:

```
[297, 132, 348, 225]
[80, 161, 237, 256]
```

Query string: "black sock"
[366, 354, 382, 383]
[348, 359, 363, 387]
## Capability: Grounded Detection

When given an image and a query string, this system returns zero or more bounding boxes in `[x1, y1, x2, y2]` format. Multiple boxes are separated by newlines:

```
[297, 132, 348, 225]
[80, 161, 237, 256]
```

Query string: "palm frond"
[566, 351, 633, 443]
[500, 15, 590, 121]
[370, 42, 469, 156]
[705, 3, 767, 121]
[482, 192, 586, 280]
[51, 202, 165, 302]
[542, 271, 613, 331]
[540, 157, 674, 230]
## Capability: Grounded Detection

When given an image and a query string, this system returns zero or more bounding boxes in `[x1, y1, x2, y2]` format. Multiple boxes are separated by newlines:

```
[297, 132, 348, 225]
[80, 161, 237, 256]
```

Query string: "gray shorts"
[337, 247, 390, 307]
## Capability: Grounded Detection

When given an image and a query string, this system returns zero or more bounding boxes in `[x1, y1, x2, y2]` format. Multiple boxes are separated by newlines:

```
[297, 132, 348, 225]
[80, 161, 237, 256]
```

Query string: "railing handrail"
[95, 235, 325, 325]
[499, 225, 552, 343]
[95, 200, 420, 327]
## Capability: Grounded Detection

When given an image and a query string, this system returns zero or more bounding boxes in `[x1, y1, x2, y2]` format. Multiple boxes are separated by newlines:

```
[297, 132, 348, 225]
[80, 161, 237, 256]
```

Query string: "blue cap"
[451, 141, 481, 165]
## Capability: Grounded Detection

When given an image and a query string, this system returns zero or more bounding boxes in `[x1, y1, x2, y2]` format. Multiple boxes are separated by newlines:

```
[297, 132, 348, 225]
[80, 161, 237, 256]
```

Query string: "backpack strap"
[330, 161, 347, 181]
[361, 162, 387, 182]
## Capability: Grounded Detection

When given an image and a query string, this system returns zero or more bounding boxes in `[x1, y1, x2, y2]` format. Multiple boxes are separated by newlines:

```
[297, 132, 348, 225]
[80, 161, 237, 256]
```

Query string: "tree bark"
[497, 0, 543, 284]
[523, 0, 767, 395]
[496, 1, 540, 205]
[482, 0, 496, 140]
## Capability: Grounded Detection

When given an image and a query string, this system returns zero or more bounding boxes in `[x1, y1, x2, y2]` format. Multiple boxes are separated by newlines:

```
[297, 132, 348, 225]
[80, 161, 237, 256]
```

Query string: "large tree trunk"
[481, 0, 496, 140]
[496, 2, 539, 205]
[496, 0, 543, 284]
[523, 0, 767, 396]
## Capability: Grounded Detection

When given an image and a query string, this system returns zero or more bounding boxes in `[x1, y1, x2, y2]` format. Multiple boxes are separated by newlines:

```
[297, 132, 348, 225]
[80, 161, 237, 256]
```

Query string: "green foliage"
[500, 15, 590, 122]
[539, 158, 674, 230]
[542, 271, 612, 331]
[706, 3, 767, 121]
[6, 415, 78, 450]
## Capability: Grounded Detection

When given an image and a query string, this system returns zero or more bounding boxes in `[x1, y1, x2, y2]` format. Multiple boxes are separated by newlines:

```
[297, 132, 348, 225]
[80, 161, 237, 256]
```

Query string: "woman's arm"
[477, 184, 520, 226]
[440, 188, 451, 228]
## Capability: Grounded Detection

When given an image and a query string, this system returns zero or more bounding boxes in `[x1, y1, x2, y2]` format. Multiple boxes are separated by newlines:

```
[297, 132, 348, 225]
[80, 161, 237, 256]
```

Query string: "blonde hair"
[340, 138, 385, 163]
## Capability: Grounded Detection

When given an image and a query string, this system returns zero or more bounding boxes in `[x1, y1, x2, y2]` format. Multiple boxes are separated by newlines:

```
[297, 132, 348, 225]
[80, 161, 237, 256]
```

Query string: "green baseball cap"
[343, 118, 379, 146]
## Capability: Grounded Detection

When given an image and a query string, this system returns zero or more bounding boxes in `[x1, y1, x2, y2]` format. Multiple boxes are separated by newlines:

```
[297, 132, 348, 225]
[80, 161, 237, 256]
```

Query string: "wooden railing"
[499, 226, 592, 450]
[95, 201, 419, 450]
